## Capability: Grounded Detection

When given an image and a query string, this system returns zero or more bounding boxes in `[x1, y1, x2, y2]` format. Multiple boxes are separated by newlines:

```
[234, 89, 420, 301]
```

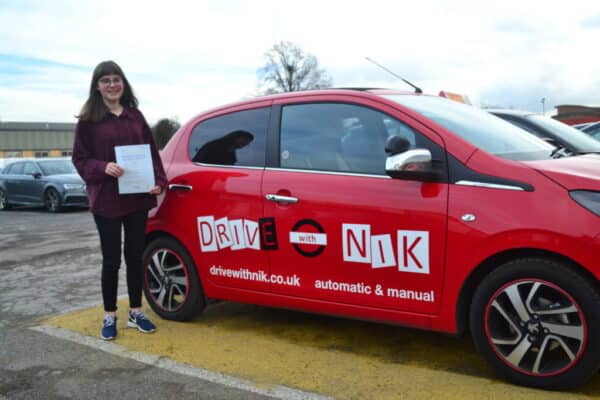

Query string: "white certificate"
[114, 144, 155, 194]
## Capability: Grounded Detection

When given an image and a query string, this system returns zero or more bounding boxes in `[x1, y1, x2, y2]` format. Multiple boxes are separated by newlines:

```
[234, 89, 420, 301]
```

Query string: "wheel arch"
[142, 229, 208, 320]
[0, 185, 10, 208]
[144, 230, 192, 258]
[455, 248, 599, 335]
[43, 184, 63, 197]
[145, 229, 175, 246]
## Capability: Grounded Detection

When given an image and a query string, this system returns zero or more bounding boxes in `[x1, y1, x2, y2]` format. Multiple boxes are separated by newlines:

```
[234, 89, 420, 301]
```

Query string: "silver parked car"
[488, 109, 600, 156]
[0, 158, 88, 212]
[581, 121, 600, 142]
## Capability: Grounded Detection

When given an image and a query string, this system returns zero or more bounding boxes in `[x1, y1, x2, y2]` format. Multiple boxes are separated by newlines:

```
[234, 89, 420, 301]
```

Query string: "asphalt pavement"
[0, 208, 277, 400]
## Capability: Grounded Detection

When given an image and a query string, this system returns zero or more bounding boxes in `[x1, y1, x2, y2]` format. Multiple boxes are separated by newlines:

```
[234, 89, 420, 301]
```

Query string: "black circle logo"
[291, 219, 326, 258]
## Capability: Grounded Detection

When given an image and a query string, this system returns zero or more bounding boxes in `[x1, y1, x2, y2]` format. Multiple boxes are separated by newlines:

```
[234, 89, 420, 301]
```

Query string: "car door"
[165, 106, 272, 292]
[21, 162, 45, 203]
[5, 162, 25, 203]
[262, 101, 448, 314]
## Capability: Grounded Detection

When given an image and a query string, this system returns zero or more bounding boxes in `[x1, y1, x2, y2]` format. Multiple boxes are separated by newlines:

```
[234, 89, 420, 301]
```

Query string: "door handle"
[168, 184, 193, 192]
[265, 194, 298, 204]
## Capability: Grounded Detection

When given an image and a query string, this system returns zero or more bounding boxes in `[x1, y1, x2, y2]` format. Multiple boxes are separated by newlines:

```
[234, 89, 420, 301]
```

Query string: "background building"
[0, 121, 76, 159]
[553, 105, 600, 125]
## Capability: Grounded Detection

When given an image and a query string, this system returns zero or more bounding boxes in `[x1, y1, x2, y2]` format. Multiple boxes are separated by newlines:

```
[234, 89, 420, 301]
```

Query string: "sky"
[1, 0, 599, 124]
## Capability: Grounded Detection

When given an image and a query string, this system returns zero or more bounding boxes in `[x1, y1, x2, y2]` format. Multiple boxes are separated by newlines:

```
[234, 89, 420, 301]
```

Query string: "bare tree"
[258, 41, 332, 94]
[151, 118, 181, 150]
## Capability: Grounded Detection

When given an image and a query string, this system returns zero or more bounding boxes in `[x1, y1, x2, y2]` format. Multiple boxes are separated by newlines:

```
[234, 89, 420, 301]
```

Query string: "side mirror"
[32, 172, 42, 179]
[385, 149, 436, 181]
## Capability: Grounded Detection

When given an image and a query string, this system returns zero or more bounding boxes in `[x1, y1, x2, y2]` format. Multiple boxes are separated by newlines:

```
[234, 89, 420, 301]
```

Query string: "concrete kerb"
[31, 324, 333, 400]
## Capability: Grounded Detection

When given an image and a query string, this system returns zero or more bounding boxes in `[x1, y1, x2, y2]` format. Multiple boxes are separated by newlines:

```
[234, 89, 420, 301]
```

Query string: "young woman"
[72, 61, 167, 340]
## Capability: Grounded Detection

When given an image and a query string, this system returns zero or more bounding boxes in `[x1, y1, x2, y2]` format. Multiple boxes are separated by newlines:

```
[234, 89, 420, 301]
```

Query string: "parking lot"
[1, 209, 599, 399]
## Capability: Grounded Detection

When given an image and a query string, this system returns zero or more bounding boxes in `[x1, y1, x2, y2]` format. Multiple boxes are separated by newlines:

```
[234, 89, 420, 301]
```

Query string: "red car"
[143, 89, 600, 389]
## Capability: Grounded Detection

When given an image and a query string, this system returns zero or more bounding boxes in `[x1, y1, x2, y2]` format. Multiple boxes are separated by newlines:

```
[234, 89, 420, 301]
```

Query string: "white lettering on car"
[209, 265, 301, 287]
[198, 216, 261, 252]
[198, 216, 218, 252]
[342, 224, 430, 274]
[342, 224, 371, 263]
[289, 231, 327, 245]
[199, 217, 430, 275]
[215, 217, 233, 250]
[398, 230, 429, 274]
[386, 287, 435, 302]
[229, 219, 246, 250]
[371, 234, 396, 268]
[314, 279, 435, 302]
[243, 219, 260, 250]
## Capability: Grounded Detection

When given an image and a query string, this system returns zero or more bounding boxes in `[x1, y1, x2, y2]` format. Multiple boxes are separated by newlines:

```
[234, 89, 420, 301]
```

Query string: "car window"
[23, 162, 39, 175]
[383, 95, 554, 161]
[586, 124, 600, 141]
[582, 122, 600, 134]
[38, 159, 77, 175]
[188, 107, 269, 167]
[6, 163, 24, 175]
[585, 124, 600, 141]
[280, 103, 431, 175]
[493, 115, 544, 138]
[526, 115, 600, 153]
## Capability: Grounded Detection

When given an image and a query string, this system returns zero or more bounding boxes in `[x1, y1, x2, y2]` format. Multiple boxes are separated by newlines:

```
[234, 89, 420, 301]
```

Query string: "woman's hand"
[149, 186, 163, 195]
[105, 162, 124, 177]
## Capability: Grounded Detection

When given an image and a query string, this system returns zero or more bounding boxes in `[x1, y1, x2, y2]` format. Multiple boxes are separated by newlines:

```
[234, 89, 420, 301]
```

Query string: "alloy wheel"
[484, 279, 586, 376]
[146, 248, 190, 312]
[45, 189, 60, 212]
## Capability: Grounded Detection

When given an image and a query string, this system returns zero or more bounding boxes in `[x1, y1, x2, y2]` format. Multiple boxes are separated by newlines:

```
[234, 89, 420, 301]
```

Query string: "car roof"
[262, 87, 413, 98]
[3, 158, 36, 165]
[193, 88, 419, 118]
[2, 157, 72, 166]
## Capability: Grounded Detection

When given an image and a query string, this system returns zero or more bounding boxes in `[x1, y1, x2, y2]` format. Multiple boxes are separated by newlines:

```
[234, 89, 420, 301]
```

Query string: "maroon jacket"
[72, 107, 167, 217]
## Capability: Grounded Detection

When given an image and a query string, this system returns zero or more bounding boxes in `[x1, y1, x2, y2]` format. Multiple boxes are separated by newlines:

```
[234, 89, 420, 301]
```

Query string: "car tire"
[44, 187, 62, 212]
[142, 236, 206, 321]
[470, 258, 600, 389]
[0, 188, 10, 210]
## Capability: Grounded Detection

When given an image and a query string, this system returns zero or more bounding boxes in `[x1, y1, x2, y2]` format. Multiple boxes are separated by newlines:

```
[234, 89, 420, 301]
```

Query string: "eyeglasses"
[98, 76, 123, 86]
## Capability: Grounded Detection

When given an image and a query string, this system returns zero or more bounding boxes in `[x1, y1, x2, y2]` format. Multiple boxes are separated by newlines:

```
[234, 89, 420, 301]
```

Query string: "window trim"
[273, 101, 446, 178]
[23, 162, 41, 175]
[187, 106, 271, 168]
[265, 166, 392, 179]
[7, 162, 25, 175]
[265, 105, 281, 168]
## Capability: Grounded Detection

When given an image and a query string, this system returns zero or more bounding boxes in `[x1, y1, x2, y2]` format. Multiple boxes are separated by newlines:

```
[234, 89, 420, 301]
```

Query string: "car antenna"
[364, 56, 423, 94]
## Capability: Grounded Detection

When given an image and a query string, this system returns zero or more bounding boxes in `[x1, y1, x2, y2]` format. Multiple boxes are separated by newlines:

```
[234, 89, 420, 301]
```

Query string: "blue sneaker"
[127, 311, 156, 333]
[101, 315, 117, 340]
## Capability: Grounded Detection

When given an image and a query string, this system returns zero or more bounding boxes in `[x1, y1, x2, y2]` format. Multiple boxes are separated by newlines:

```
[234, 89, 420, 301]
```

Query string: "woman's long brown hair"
[77, 60, 138, 123]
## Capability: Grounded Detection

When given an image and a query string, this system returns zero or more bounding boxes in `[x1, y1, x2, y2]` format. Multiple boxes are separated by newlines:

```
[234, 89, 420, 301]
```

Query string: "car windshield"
[583, 123, 600, 141]
[526, 115, 600, 152]
[381, 95, 555, 161]
[38, 159, 77, 175]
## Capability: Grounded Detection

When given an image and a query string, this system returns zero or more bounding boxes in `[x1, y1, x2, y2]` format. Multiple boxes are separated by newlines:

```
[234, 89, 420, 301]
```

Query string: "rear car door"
[262, 100, 448, 314]
[165, 106, 272, 292]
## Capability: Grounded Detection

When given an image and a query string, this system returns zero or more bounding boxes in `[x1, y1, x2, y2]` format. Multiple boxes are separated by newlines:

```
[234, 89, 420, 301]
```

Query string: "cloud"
[581, 14, 600, 28]
[1, 0, 600, 123]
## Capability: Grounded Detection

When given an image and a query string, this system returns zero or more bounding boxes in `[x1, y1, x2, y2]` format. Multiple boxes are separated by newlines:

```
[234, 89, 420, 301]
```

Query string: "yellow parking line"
[45, 300, 600, 399]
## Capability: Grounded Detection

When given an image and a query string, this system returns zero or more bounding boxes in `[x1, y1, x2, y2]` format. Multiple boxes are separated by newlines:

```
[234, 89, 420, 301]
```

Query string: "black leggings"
[93, 210, 148, 312]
